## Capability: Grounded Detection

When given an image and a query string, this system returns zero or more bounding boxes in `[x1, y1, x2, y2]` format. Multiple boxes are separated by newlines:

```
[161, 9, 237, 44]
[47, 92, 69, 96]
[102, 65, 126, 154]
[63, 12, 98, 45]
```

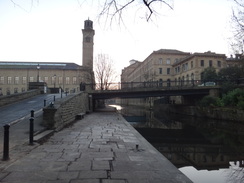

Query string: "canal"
[110, 104, 244, 183]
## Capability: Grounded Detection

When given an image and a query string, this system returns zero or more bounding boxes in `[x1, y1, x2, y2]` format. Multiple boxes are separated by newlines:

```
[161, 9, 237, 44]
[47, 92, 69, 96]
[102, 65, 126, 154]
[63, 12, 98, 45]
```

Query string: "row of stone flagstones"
[0, 111, 192, 183]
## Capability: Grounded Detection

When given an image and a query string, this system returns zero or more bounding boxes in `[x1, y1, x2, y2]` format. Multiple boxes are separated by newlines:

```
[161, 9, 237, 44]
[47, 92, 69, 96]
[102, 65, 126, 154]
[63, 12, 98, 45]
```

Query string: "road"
[0, 93, 67, 154]
[0, 93, 64, 125]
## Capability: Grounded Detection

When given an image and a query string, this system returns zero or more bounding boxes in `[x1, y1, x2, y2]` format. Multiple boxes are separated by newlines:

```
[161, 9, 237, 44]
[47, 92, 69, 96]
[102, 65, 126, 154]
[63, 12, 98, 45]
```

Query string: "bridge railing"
[85, 79, 242, 91]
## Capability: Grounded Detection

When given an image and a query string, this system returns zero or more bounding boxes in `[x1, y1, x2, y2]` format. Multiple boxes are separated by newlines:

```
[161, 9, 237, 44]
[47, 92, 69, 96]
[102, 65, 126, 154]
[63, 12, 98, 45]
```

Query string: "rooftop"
[0, 62, 81, 70]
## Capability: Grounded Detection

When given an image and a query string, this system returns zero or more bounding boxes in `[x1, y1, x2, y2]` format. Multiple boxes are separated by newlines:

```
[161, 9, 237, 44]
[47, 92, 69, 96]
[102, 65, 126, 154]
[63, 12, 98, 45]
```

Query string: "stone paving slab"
[0, 112, 192, 183]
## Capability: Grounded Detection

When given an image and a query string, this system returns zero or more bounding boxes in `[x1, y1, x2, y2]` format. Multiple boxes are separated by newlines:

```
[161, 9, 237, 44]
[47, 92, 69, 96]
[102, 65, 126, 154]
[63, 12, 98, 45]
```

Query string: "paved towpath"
[0, 111, 192, 183]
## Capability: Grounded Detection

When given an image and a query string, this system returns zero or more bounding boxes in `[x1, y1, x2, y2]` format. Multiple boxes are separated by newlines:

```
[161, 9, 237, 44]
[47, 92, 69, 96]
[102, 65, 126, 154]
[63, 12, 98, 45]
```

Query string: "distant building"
[226, 54, 244, 67]
[0, 19, 95, 96]
[121, 49, 227, 87]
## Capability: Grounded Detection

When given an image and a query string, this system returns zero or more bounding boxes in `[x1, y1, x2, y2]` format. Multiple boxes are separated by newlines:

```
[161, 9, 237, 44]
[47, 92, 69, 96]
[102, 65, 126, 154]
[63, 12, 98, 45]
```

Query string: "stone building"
[121, 49, 227, 87]
[0, 19, 95, 96]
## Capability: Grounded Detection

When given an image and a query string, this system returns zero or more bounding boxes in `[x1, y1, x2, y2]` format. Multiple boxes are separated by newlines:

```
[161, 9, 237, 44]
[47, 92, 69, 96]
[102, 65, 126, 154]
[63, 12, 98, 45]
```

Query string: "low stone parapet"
[0, 90, 41, 107]
[43, 92, 89, 131]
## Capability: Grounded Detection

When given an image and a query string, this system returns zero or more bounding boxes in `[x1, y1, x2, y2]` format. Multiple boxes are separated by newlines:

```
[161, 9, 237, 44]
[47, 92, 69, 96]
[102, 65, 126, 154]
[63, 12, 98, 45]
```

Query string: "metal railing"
[85, 79, 243, 91]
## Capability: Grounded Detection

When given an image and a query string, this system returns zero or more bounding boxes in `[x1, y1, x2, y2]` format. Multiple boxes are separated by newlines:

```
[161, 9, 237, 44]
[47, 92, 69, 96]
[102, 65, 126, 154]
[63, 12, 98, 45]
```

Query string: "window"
[175, 58, 179, 63]
[51, 76, 56, 85]
[158, 58, 163, 64]
[22, 87, 25, 92]
[166, 58, 171, 64]
[66, 77, 70, 85]
[22, 77, 27, 84]
[159, 68, 162, 74]
[44, 77, 48, 84]
[209, 60, 213, 67]
[191, 61, 193, 68]
[175, 68, 177, 74]
[14, 88, 18, 93]
[217, 61, 221, 67]
[58, 77, 63, 85]
[72, 77, 77, 84]
[0, 88, 2, 96]
[7, 88, 10, 95]
[0, 76, 4, 84]
[15, 77, 19, 84]
[167, 68, 170, 75]
[7, 77, 12, 84]
[201, 60, 204, 67]
[30, 77, 34, 82]
[159, 79, 163, 87]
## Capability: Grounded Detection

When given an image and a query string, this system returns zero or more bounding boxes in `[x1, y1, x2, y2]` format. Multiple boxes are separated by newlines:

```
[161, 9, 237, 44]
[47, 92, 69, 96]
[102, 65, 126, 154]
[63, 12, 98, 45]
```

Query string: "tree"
[94, 54, 118, 90]
[98, 0, 173, 23]
[218, 65, 244, 81]
[201, 67, 218, 81]
[230, 0, 244, 54]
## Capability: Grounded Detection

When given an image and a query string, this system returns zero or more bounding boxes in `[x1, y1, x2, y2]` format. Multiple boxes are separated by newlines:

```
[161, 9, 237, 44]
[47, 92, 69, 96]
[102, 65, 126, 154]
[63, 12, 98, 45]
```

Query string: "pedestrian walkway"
[0, 111, 192, 183]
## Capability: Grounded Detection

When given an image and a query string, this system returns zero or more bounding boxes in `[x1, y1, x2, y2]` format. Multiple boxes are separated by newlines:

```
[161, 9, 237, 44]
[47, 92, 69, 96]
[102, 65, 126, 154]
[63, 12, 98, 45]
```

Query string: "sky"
[0, 0, 237, 76]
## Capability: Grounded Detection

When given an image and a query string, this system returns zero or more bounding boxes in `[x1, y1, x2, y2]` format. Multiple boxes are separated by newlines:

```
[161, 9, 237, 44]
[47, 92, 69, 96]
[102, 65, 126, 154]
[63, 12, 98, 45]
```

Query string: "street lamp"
[37, 64, 40, 82]
[53, 74, 56, 88]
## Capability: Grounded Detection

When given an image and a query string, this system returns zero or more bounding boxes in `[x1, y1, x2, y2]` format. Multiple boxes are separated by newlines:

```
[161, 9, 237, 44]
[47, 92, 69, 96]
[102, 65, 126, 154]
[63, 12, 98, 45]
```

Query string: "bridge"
[87, 81, 221, 103]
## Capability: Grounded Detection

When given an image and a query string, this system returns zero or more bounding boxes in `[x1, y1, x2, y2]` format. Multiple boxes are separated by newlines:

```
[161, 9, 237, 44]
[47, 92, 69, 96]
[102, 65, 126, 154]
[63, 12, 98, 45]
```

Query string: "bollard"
[44, 99, 46, 107]
[29, 117, 34, 145]
[53, 95, 56, 101]
[136, 144, 139, 151]
[2, 124, 10, 161]
[31, 110, 34, 118]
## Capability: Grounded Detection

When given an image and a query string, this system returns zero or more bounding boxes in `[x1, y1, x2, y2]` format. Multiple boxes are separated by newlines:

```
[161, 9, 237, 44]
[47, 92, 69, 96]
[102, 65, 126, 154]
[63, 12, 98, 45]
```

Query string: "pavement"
[0, 109, 46, 153]
[0, 111, 192, 183]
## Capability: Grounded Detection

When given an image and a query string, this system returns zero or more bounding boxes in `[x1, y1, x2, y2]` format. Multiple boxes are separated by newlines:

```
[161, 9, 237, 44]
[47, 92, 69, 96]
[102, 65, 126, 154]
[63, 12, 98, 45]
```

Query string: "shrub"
[237, 96, 244, 110]
[199, 96, 219, 107]
[222, 88, 244, 107]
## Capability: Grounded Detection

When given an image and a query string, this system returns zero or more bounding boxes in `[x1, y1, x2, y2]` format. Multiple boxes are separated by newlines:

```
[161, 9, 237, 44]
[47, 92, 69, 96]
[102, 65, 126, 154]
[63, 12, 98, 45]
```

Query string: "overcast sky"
[0, 0, 236, 75]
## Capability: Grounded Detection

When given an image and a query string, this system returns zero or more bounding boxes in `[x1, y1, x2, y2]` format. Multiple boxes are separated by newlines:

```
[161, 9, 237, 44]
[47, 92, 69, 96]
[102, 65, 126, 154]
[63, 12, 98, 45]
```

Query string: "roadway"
[0, 93, 66, 154]
[0, 93, 63, 125]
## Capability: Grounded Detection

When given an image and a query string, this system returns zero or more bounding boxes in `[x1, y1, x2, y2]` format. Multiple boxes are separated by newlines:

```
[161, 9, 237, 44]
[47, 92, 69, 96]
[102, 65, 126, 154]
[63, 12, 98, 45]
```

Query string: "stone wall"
[154, 104, 244, 122]
[43, 92, 89, 131]
[0, 90, 41, 107]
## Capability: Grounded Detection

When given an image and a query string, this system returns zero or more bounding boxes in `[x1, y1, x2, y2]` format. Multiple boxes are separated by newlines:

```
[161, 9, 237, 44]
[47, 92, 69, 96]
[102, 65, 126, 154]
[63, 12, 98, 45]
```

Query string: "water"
[110, 104, 244, 183]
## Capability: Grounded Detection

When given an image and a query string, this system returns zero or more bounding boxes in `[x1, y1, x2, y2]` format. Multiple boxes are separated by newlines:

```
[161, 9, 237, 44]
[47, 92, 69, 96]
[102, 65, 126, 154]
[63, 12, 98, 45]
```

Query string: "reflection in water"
[111, 104, 244, 183]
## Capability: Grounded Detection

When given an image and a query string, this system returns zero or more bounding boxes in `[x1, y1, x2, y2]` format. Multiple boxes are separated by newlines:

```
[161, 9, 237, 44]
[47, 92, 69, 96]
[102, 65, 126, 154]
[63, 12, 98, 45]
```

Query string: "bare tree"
[94, 53, 118, 90]
[10, 0, 173, 24]
[98, 0, 173, 24]
[230, 0, 244, 54]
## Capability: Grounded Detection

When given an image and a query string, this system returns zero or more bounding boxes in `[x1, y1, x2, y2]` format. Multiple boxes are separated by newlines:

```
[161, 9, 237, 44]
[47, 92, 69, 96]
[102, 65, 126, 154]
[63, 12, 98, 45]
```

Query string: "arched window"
[167, 79, 171, 87]
[186, 74, 189, 84]
[182, 76, 185, 85]
[191, 73, 195, 86]
[159, 79, 163, 87]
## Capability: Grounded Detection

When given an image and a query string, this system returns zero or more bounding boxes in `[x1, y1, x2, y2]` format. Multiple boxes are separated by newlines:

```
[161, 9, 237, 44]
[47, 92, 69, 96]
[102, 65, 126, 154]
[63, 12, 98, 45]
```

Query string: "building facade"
[0, 19, 95, 96]
[121, 49, 227, 87]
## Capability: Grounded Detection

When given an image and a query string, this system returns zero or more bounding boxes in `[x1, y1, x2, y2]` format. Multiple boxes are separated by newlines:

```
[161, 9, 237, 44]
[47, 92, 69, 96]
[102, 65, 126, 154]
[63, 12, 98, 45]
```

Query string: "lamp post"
[53, 74, 56, 88]
[37, 64, 40, 82]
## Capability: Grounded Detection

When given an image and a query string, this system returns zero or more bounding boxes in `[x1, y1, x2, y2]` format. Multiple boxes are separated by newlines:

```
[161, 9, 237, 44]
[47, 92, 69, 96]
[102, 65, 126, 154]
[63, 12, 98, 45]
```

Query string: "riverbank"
[154, 104, 244, 122]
